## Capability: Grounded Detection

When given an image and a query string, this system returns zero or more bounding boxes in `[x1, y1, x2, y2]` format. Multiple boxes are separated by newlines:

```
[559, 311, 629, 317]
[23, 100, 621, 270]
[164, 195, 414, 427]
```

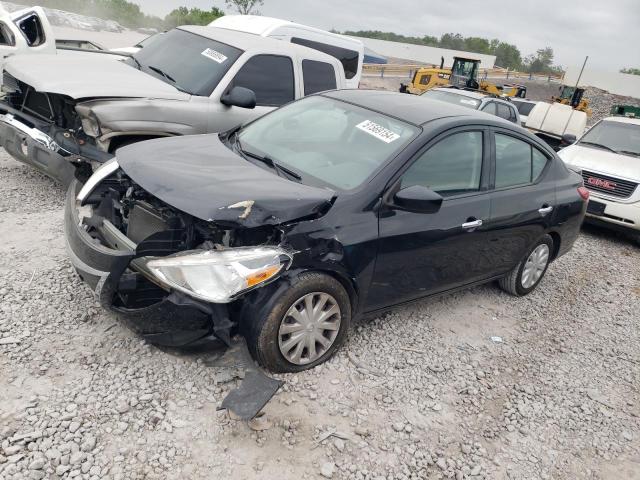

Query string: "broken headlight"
[143, 247, 292, 303]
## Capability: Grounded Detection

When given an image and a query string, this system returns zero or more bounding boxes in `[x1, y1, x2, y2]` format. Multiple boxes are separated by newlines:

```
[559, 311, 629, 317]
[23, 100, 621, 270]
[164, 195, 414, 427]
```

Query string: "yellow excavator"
[400, 57, 527, 98]
[552, 85, 592, 116]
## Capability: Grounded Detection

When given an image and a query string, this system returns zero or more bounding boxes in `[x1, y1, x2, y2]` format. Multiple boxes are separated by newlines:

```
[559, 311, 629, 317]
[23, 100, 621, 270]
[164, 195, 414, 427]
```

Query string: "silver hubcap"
[521, 244, 550, 289]
[278, 292, 341, 366]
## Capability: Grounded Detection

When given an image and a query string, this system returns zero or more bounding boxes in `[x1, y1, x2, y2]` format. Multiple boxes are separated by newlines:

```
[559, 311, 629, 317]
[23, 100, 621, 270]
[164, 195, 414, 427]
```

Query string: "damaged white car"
[0, 25, 345, 185]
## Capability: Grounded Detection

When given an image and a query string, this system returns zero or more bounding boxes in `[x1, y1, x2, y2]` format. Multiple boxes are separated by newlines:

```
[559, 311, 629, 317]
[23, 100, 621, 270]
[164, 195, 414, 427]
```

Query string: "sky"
[133, 0, 640, 71]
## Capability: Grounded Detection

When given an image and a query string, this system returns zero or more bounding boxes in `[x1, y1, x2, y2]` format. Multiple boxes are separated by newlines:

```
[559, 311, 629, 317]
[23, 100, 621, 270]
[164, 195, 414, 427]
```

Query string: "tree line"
[16, 0, 263, 30]
[344, 30, 562, 74]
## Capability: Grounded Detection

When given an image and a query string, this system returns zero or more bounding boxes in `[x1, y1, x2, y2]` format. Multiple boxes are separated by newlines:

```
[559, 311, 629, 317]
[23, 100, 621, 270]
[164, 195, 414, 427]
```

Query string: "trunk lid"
[117, 135, 336, 228]
[4, 54, 189, 100]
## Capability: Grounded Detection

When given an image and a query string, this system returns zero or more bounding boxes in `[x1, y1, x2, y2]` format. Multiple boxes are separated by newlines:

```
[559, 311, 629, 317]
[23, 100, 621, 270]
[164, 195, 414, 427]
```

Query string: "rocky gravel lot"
[1, 149, 639, 480]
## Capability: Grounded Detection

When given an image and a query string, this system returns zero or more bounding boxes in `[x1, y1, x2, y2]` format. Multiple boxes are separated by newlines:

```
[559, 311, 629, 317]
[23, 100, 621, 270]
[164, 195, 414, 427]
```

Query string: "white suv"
[558, 112, 640, 241]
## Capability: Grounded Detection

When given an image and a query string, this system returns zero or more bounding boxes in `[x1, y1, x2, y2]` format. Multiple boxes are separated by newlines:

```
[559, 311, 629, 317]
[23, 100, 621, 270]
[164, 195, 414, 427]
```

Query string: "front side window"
[238, 96, 419, 190]
[0, 22, 15, 46]
[230, 54, 294, 107]
[481, 102, 496, 115]
[302, 60, 337, 95]
[291, 37, 359, 79]
[127, 29, 243, 96]
[496, 103, 517, 123]
[401, 131, 484, 196]
[495, 134, 548, 188]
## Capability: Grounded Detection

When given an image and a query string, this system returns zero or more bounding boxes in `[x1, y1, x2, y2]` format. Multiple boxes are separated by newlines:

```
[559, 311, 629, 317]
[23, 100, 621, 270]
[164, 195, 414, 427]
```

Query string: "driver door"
[367, 127, 495, 310]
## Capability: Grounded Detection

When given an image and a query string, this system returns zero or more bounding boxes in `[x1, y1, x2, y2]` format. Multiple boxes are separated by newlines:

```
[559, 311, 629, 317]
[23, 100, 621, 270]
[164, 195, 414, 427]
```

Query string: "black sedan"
[65, 90, 587, 375]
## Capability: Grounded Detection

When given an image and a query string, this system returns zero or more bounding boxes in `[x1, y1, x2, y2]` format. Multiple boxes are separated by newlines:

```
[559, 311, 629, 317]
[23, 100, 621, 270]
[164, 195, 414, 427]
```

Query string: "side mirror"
[393, 185, 443, 214]
[561, 133, 577, 146]
[221, 86, 256, 109]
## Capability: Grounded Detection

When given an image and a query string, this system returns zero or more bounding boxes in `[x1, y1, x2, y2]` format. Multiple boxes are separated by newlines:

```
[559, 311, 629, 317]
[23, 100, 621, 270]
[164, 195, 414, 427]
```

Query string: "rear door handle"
[462, 219, 483, 230]
[538, 205, 554, 216]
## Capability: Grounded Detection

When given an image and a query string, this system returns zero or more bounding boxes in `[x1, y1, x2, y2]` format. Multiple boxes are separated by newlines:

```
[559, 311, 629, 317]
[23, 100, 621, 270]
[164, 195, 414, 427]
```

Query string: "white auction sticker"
[201, 48, 228, 64]
[355, 120, 401, 143]
[459, 99, 478, 106]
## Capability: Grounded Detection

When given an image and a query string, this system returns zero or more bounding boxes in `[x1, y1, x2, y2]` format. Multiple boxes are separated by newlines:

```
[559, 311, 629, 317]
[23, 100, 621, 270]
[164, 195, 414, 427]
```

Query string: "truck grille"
[581, 170, 638, 199]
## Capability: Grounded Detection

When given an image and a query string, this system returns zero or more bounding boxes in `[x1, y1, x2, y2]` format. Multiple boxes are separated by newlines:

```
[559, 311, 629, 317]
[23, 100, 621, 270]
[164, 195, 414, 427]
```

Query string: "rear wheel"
[246, 272, 351, 373]
[499, 235, 553, 296]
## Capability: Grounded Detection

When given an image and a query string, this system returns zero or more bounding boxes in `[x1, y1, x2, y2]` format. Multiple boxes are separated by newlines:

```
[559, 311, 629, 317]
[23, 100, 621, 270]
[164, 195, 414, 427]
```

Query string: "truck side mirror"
[221, 86, 256, 109]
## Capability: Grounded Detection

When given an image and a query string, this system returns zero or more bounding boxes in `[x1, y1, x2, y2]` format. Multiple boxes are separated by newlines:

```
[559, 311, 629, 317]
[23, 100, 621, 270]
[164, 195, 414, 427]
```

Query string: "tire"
[245, 272, 351, 373]
[499, 234, 554, 297]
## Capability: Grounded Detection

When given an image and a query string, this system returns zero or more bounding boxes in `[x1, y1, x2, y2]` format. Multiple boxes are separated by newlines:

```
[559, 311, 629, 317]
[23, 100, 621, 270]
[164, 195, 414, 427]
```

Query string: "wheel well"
[548, 231, 561, 260]
[316, 269, 359, 315]
[108, 135, 164, 154]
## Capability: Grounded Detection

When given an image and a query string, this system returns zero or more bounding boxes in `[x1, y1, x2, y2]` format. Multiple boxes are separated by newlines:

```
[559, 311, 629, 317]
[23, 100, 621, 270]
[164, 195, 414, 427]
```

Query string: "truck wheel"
[499, 235, 553, 296]
[246, 272, 351, 373]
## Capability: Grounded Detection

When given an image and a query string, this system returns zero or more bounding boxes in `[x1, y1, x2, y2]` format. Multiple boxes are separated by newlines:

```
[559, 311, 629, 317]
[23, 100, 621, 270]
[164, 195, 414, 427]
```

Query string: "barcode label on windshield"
[459, 99, 477, 106]
[356, 120, 401, 143]
[201, 48, 228, 64]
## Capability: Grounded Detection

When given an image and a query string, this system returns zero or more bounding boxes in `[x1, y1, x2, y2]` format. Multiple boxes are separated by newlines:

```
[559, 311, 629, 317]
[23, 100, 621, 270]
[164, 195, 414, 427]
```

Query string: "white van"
[210, 15, 364, 89]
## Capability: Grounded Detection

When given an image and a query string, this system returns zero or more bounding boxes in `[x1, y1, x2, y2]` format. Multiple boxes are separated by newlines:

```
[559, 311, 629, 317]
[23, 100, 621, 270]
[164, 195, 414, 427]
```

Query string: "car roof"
[323, 89, 507, 126]
[432, 87, 486, 100]
[602, 116, 640, 126]
[178, 25, 338, 62]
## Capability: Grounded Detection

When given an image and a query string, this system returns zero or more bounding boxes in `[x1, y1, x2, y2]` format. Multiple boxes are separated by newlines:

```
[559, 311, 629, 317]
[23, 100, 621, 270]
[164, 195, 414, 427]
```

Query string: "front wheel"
[245, 272, 351, 373]
[499, 235, 553, 296]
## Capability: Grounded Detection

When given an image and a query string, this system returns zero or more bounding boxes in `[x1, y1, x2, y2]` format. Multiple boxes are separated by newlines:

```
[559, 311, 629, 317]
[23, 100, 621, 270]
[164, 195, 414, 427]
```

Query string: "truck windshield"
[237, 96, 419, 190]
[579, 120, 640, 157]
[127, 29, 243, 96]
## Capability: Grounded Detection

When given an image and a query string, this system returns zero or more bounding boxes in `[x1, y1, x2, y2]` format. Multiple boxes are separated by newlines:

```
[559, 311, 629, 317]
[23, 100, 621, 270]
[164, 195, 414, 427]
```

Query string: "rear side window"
[401, 131, 484, 196]
[230, 54, 294, 107]
[291, 37, 359, 80]
[17, 13, 45, 47]
[302, 60, 337, 95]
[495, 134, 548, 188]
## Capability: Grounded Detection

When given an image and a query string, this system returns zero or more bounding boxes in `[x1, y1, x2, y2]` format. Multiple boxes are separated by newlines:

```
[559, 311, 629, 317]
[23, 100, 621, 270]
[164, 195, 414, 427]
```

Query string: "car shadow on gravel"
[581, 222, 639, 247]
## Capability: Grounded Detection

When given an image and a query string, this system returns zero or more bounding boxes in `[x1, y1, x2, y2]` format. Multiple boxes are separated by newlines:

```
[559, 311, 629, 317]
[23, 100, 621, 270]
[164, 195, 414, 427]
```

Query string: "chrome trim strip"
[0, 112, 72, 157]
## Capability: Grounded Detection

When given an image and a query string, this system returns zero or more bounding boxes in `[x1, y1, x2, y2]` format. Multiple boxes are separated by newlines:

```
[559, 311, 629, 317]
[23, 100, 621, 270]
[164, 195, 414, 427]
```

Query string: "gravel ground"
[1, 149, 640, 480]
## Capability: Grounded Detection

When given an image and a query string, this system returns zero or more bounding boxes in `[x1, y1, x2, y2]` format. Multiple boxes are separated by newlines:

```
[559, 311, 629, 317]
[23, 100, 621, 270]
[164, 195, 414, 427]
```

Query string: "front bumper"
[585, 194, 640, 234]
[0, 109, 78, 187]
[64, 180, 227, 346]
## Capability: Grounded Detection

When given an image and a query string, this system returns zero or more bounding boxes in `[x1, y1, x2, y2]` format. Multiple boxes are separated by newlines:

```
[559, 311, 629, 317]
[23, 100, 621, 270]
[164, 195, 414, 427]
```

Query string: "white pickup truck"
[0, 18, 345, 186]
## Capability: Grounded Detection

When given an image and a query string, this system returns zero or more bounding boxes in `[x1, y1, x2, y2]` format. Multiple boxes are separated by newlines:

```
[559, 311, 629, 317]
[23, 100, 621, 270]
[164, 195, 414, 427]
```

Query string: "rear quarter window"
[302, 60, 337, 95]
[291, 37, 359, 80]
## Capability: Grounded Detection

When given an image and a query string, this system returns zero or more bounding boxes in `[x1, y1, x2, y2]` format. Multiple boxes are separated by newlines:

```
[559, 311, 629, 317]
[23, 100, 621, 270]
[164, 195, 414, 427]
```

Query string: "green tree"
[621, 67, 640, 76]
[464, 37, 491, 54]
[492, 42, 522, 69]
[439, 33, 465, 50]
[164, 6, 225, 28]
[524, 47, 555, 73]
[225, 0, 263, 15]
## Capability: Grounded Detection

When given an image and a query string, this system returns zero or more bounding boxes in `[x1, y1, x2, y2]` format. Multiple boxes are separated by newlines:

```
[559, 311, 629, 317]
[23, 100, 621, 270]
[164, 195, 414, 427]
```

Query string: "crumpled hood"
[117, 135, 336, 228]
[4, 54, 189, 100]
[559, 144, 640, 181]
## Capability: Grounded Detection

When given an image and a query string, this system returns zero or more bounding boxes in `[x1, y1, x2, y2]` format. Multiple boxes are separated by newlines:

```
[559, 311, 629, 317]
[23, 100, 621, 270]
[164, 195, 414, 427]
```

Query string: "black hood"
[116, 135, 336, 228]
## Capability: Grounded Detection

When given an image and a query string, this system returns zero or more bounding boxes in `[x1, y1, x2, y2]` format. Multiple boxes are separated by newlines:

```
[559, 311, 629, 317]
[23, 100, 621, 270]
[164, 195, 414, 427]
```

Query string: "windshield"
[237, 96, 420, 190]
[579, 120, 640, 157]
[421, 90, 481, 109]
[126, 29, 242, 96]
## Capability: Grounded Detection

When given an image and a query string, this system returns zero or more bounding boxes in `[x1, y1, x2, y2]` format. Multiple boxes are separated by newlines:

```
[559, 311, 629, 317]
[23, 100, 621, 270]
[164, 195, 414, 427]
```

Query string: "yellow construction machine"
[400, 57, 527, 98]
[552, 85, 592, 116]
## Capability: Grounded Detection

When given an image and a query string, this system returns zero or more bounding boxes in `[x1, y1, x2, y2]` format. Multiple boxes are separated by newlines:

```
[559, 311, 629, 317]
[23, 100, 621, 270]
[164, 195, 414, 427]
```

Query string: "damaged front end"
[65, 163, 299, 418]
[0, 72, 112, 185]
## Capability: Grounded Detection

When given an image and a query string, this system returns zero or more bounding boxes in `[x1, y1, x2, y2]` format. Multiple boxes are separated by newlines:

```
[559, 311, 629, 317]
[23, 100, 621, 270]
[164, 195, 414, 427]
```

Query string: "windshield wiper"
[238, 143, 302, 182]
[616, 150, 640, 157]
[147, 66, 193, 95]
[579, 141, 616, 153]
[129, 56, 142, 70]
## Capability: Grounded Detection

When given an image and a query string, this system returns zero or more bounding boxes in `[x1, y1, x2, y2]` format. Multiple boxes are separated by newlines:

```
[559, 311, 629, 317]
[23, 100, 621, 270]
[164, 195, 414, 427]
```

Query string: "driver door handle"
[538, 205, 554, 216]
[462, 219, 483, 230]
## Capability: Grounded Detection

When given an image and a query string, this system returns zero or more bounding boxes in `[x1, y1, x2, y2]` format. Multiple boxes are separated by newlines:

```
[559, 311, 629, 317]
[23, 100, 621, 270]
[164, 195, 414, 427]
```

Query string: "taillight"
[577, 186, 590, 201]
